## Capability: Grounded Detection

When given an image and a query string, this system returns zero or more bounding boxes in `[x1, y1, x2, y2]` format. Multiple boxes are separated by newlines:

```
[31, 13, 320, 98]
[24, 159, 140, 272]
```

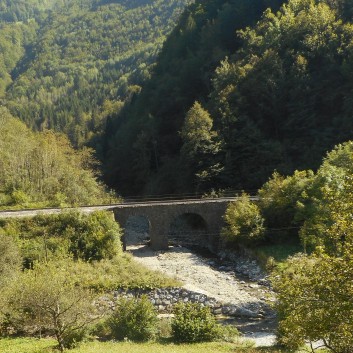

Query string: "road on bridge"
[0, 197, 258, 218]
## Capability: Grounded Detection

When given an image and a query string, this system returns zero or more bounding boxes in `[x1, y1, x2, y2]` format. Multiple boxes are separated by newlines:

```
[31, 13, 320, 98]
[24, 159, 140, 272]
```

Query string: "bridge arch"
[124, 214, 151, 246]
[113, 198, 232, 252]
[168, 212, 209, 249]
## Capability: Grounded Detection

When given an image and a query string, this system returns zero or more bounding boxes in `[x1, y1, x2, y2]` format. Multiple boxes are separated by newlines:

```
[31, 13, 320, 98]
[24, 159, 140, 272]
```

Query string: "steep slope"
[105, 0, 353, 196]
[0, 107, 112, 208]
[104, 0, 283, 195]
[0, 0, 191, 147]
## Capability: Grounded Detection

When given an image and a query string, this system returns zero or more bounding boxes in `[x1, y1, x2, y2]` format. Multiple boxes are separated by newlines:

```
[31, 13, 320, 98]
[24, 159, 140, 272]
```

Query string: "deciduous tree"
[5, 259, 101, 351]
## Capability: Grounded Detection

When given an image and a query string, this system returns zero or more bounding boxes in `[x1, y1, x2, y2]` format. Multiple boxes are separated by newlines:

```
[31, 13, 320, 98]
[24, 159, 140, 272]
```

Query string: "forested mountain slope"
[0, 0, 191, 147]
[104, 0, 283, 194]
[0, 107, 112, 208]
[104, 0, 353, 196]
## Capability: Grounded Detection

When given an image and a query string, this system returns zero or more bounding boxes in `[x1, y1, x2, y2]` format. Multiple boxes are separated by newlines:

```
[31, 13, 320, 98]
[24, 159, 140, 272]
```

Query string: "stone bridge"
[112, 198, 237, 252]
[0, 197, 247, 253]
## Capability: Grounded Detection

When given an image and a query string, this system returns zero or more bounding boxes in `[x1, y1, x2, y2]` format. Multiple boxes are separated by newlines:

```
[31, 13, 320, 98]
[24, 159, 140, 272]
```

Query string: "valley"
[1, 0, 353, 351]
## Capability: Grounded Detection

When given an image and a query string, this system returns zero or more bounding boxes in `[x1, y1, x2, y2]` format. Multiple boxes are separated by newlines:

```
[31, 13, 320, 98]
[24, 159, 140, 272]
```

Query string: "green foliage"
[105, 0, 353, 197]
[62, 211, 122, 262]
[299, 141, 353, 254]
[180, 101, 222, 192]
[215, 324, 240, 344]
[273, 251, 353, 352]
[0, 212, 179, 291]
[250, 243, 303, 272]
[0, 233, 21, 285]
[171, 302, 220, 343]
[0, 338, 260, 353]
[0, 0, 59, 22]
[105, 0, 281, 195]
[258, 170, 314, 240]
[181, 102, 218, 158]
[269, 142, 353, 353]
[0, 0, 191, 148]
[10, 190, 30, 207]
[0, 211, 121, 265]
[3, 259, 100, 352]
[106, 296, 158, 342]
[0, 110, 115, 208]
[221, 194, 265, 246]
[0, 232, 21, 328]
[61, 329, 89, 350]
[63, 255, 181, 292]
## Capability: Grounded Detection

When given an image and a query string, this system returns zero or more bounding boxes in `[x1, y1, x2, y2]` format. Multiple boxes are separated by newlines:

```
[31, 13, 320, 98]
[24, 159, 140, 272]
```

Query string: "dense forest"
[3, 0, 353, 198]
[0, 0, 191, 148]
[104, 0, 353, 196]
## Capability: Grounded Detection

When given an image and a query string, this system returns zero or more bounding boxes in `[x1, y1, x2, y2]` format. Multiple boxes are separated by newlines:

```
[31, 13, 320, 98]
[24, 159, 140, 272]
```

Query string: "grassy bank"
[251, 242, 303, 270]
[0, 338, 288, 353]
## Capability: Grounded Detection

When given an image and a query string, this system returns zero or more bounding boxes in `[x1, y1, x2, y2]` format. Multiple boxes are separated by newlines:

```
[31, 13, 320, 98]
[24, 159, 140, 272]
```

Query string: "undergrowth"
[0, 338, 290, 353]
[251, 241, 303, 271]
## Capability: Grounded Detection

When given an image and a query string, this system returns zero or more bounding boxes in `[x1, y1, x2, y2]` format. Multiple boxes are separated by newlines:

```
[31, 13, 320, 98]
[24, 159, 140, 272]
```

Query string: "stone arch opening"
[124, 215, 151, 246]
[168, 213, 209, 249]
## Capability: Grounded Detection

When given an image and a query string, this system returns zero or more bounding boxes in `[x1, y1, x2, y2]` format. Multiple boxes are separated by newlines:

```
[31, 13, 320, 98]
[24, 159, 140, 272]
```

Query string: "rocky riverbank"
[127, 244, 277, 346]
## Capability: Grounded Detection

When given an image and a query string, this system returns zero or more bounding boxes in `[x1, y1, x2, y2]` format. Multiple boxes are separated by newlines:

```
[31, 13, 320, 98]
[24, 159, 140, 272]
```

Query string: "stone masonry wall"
[112, 287, 264, 319]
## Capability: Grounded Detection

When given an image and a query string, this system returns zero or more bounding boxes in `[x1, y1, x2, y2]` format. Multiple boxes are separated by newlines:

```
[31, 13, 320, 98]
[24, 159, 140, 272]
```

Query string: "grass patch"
[251, 241, 303, 271]
[0, 338, 289, 353]
[0, 338, 56, 353]
[81, 254, 182, 290]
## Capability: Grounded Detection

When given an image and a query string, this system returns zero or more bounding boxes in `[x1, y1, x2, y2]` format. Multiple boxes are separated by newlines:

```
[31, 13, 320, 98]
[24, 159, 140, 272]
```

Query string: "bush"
[0, 210, 122, 265]
[221, 193, 265, 246]
[4, 259, 99, 352]
[62, 211, 122, 261]
[10, 190, 30, 206]
[0, 233, 21, 284]
[0, 234, 21, 335]
[299, 142, 353, 254]
[61, 328, 88, 349]
[216, 324, 240, 343]
[171, 302, 220, 343]
[273, 252, 353, 353]
[107, 296, 158, 341]
[258, 170, 313, 241]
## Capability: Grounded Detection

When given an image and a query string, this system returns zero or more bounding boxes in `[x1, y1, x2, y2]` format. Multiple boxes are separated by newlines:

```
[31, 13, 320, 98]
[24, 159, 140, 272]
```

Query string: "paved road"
[0, 197, 258, 218]
[0, 205, 117, 218]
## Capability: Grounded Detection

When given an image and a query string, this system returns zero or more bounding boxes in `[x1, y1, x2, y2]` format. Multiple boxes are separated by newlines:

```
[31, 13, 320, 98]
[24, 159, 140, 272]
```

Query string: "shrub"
[10, 190, 30, 206]
[0, 233, 21, 284]
[4, 259, 99, 352]
[273, 252, 353, 353]
[258, 170, 313, 241]
[171, 302, 220, 343]
[0, 210, 122, 265]
[61, 210, 122, 261]
[300, 142, 353, 253]
[0, 233, 21, 335]
[61, 328, 89, 349]
[107, 296, 158, 341]
[221, 193, 265, 246]
[216, 324, 240, 343]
